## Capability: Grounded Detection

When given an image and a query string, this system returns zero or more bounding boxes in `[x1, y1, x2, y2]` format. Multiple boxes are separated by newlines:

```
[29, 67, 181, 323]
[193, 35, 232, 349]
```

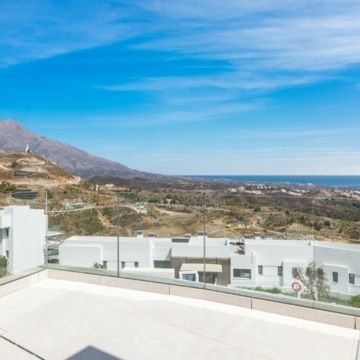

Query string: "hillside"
[0, 151, 79, 186]
[0, 119, 173, 181]
[1, 128, 360, 244]
[1, 150, 359, 243]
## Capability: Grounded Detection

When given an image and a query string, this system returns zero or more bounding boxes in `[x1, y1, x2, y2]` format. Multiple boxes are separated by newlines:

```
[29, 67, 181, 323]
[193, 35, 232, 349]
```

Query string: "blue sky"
[1, 0, 360, 175]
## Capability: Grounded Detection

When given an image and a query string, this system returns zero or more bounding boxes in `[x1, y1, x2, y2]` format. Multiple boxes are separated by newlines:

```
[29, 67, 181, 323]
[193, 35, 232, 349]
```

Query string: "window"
[332, 272, 338, 283]
[182, 273, 196, 281]
[134, 262, 139, 268]
[154, 260, 172, 268]
[258, 266, 263, 275]
[278, 266, 283, 276]
[4, 228, 9, 239]
[317, 268, 324, 277]
[121, 261, 125, 269]
[349, 273, 355, 285]
[233, 269, 251, 279]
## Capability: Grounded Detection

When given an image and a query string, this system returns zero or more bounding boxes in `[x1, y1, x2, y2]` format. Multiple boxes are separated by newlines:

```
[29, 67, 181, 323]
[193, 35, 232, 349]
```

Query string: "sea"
[183, 175, 360, 188]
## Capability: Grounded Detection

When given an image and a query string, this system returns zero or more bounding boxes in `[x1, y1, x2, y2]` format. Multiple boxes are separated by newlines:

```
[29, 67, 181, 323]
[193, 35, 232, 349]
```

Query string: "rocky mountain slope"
[0, 151, 79, 187]
[0, 119, 172, 181]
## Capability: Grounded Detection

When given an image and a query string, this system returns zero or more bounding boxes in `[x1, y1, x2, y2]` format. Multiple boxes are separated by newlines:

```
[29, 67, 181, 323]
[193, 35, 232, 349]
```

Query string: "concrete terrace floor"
[0, 278, 359, 360]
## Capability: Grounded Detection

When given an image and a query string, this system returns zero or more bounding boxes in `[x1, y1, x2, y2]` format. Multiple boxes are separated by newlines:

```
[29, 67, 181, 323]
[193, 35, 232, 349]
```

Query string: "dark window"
[233, 269, 251, 279]
[332, 272, 338, 283]
[154, 260, 172, 268]
[278, 266, 283, 276]
[121, 261, 125, 269]
[134, 262, 139, 268]
[349, 273, 355, 284]
[171, 238, 189, 243]
[258, 266, 263, 275]
[292, 267, 299, 277]
[317, 268, 324, 277]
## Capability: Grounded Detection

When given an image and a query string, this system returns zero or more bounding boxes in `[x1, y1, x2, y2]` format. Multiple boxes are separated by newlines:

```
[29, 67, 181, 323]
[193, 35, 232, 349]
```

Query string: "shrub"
[349, 295, 360, 308]
[0, 256, 8, 277]
[0, 181, 16, 193]
[266, 287, 281, 294]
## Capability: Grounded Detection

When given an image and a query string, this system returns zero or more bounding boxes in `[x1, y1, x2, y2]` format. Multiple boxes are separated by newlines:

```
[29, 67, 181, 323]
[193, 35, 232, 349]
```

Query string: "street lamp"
[116, 192, 120, 277]
[203, 204, 206, 288]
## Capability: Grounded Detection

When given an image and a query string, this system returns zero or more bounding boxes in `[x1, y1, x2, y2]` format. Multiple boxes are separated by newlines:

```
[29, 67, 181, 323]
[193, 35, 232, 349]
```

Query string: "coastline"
[182, 175, 360, 188]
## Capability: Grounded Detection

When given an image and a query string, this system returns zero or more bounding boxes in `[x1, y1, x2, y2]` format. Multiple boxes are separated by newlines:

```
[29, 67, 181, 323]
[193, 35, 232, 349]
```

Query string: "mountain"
[0, 119, 172, 181]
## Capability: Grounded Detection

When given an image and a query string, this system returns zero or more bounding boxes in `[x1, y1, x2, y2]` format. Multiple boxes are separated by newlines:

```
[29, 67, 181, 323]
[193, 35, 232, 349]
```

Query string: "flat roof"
[180, 263, 223, 272]
[0, 278, 357, 359]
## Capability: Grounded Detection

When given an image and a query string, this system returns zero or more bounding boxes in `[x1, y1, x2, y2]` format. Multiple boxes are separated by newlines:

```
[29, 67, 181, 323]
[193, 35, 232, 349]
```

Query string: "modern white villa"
[231, 239, 360, 296]
[59, 230, 360, 296]
[1, 205, 360, 297]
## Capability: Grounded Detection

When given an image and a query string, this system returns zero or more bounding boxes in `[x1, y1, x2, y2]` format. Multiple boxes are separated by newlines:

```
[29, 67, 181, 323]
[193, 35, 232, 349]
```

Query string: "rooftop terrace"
[0, 268, 359, 360]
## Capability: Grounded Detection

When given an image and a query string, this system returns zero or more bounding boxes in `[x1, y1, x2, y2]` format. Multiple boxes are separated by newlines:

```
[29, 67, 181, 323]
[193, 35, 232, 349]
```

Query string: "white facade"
[171, 234, 231, 258]
[59, 232, 234, 282]
[59, 232, 360, 296]
[0, 206, 47, 274]
[231, 239, 360, 296]
[59, 235, 155, 271]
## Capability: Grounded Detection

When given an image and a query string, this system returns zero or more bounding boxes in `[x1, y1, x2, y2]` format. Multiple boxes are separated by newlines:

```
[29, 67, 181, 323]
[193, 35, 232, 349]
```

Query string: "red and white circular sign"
[291, 281, 302, 292]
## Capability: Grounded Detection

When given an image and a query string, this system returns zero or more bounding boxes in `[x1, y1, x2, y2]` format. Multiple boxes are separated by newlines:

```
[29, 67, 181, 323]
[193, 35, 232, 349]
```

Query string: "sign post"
[292, 281, 302, 298]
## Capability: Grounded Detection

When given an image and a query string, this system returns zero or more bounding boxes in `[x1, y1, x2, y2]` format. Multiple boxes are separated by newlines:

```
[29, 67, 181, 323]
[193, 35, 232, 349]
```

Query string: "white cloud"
[0, 1, 138, 67]
[2, 0, 360, 96]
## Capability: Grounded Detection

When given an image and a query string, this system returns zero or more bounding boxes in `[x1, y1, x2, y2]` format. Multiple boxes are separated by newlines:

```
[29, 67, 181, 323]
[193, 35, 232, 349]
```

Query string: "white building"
[231, 239, 360, 296]
[0, 206, 47, 274]
[59, 232, 360, 296]
[59, 231, 235, 285]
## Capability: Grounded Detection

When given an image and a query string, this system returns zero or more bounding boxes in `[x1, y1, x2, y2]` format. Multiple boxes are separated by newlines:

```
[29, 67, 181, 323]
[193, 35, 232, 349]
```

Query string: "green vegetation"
[0, 256, 8, 277]
[50, 209, 105, 235]
[254, 286, 282, 294]
[349, 295, 360, 308]
[79, 179, 92, 190]
[0, 181, 16, 193]
[292, 262, 330, 301]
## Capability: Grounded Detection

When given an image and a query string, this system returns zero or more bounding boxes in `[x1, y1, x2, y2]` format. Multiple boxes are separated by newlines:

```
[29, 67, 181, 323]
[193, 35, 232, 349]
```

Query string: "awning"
[180, 263, 222, 273]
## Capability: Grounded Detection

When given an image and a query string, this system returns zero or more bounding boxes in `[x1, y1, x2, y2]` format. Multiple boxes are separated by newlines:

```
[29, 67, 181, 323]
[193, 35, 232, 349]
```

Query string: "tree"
[0, 181, 16, 193]
[292, 262, 330, 300]
[0, 256, 8, 277]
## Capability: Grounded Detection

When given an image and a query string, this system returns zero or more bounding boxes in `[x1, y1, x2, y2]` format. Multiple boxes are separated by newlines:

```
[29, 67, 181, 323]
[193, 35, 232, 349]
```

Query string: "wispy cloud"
[231, 128, 355, 139]
[0, 1, 139, 67]
[3, 0, 360, 90]
[132, 1, 360, 84]
[96, 72, 321, 92]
